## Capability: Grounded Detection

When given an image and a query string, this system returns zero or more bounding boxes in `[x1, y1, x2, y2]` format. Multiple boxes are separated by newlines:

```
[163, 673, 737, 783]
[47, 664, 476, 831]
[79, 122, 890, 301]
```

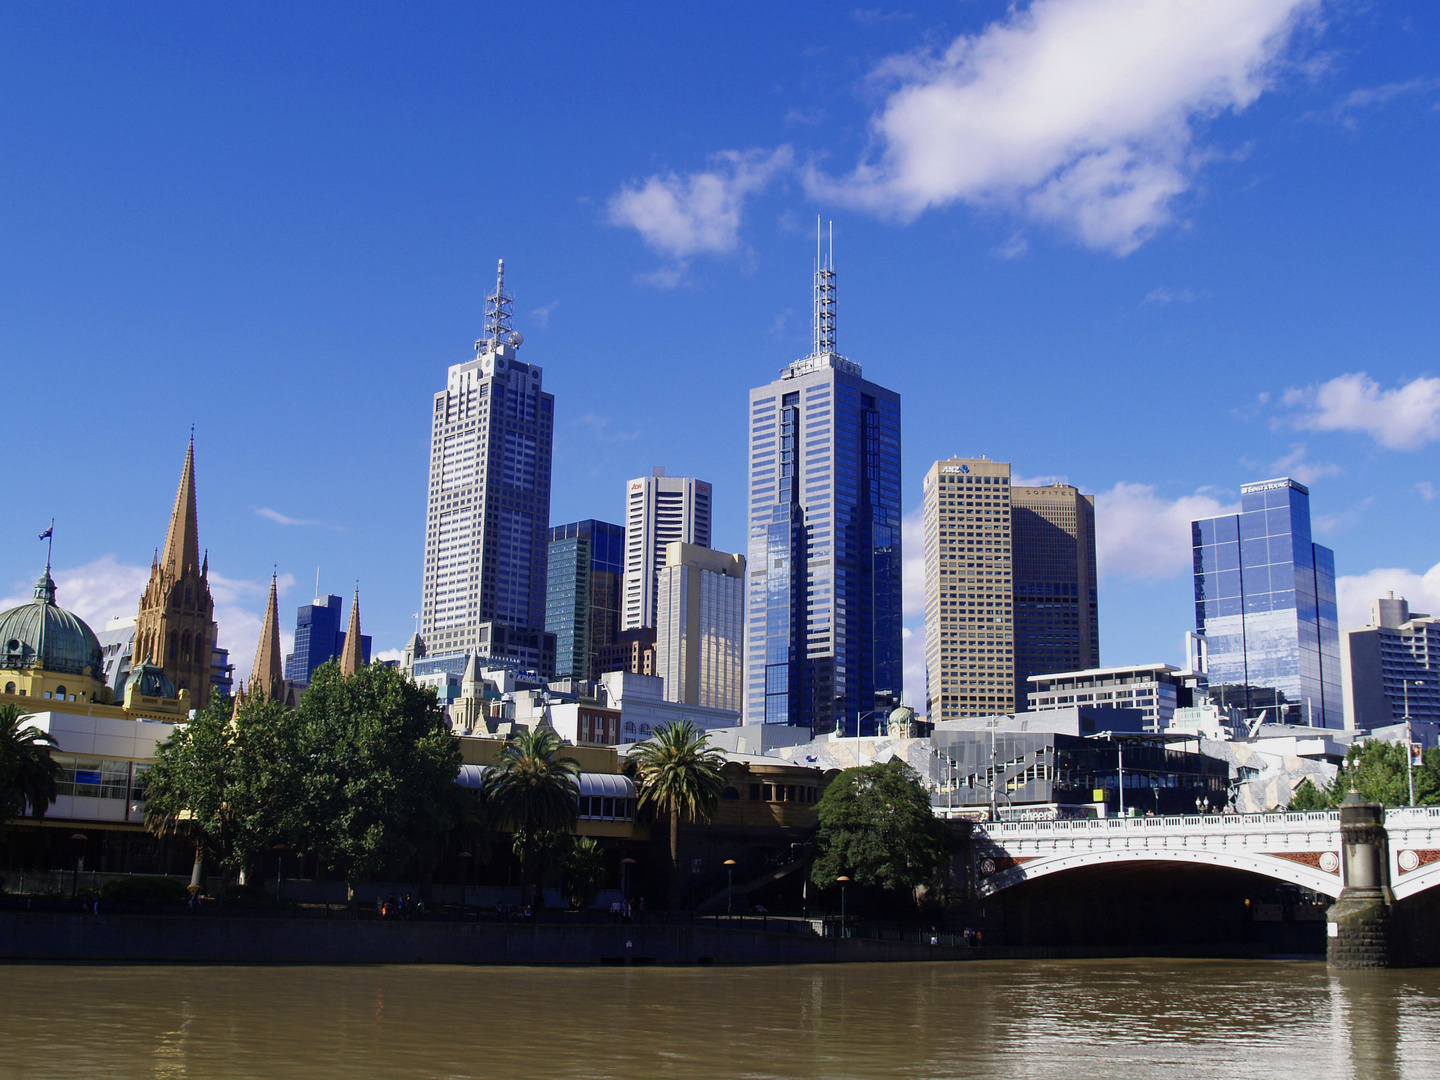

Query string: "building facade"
[546, 519, 625, 681]
[1026, 663, 1203, 731]
[745, 234, 903, 734]
[1011, 482, 1098, 700]
[923, 458, 1014, 721]
[1342, 593, 1440, 729]
[655, 541, 745, 712]
[621, 469, 711, 631]
[1192, 477, 1341, 728]
[418, 261, 556, 676]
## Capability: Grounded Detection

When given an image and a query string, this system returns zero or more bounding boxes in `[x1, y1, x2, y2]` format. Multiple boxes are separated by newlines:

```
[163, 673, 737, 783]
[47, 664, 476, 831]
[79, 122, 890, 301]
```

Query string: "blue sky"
[2, 1, 1437, 710]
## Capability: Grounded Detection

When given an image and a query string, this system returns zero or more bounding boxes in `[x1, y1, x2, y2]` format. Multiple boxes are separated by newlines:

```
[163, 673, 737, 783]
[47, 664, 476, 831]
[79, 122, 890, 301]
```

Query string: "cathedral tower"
[134, 437, 216, 705]
[251, 573, 287, 703]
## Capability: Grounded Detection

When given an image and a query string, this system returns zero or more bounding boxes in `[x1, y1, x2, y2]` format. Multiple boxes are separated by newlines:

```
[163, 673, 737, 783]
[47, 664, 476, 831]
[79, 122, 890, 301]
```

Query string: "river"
[3, 960, 1438, 1078]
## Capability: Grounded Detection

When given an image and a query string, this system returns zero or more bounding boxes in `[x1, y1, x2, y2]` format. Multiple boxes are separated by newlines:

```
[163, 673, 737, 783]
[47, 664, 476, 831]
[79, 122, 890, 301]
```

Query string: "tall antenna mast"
[481, 258, 515, 350]
[812, 216, 836, 358]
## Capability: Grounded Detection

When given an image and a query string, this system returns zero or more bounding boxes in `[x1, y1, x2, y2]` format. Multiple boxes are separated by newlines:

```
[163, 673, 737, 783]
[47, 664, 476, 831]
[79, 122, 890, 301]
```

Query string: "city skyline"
[3, 4, 1439, 712]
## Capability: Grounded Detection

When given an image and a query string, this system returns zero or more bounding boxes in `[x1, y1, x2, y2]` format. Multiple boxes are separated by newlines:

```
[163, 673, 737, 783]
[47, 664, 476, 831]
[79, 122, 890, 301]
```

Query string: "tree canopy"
[0, 703, 58, 824]
[630, 720, 725, 907]
[810, 759, 954, 896]
[482, 726, 579, 905]
[1288, 740, 1440, 809]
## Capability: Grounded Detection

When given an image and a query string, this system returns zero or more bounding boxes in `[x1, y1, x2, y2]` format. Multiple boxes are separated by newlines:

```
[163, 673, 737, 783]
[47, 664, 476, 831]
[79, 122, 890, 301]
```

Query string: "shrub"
[100, 876, 191, 904]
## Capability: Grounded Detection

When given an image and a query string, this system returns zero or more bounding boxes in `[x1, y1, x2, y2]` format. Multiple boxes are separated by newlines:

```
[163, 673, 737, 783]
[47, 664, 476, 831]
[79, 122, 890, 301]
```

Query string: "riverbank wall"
[2, 912, 1080, 965]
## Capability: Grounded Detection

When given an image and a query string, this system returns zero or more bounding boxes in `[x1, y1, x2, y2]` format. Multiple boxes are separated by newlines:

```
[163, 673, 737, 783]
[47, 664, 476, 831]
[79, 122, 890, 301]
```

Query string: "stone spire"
[250, 573, 286, 703]
[161, 435, 203, 580]
[339, 588, 364, 677]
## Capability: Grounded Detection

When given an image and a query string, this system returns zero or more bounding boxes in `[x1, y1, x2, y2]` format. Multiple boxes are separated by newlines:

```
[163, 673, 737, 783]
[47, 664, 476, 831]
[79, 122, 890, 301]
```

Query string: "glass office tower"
[745, 231, 903, 735]
[546, 519, 625, 680]
[1192, 477, 1341, 727]
[283, 594, 372, 688]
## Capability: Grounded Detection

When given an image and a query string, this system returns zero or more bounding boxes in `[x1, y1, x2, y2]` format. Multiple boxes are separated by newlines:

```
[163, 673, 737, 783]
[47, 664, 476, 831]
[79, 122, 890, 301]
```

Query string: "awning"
[454, 765, 635, 799]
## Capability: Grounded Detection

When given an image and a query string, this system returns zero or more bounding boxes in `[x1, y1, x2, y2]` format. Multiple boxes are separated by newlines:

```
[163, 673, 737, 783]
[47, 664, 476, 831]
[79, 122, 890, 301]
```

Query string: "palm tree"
[0, 703, 59, 824]
[631, 720, 725, 909]
[482, 726, 580, 907]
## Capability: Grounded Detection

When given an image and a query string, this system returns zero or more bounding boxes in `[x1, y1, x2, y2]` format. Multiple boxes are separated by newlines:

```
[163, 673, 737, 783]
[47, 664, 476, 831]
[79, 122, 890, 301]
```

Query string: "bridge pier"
[1327, 794, 1397, 969]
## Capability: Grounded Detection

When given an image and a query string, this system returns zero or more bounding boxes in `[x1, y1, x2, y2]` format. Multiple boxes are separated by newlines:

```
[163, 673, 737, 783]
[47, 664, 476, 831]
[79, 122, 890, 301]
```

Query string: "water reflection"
[1, 960, 1438, 1079]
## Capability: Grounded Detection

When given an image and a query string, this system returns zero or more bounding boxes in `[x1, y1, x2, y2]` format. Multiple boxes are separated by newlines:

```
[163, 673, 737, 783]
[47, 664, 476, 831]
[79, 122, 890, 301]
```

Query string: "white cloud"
[1336, 561, 1440, 631]
[1325, 78, 1440, 129]
[1417, 482, 1436, 503]
[374, 648, 403, 665]
[1267, 443, 1340, 486]
[901, 506, 926, 617]
[1144, 286, 1203, 305]
[255, 507, 319, 527]
[608, 147, 794, 260]
[806, 0, 1319, 253]
[1283, 372, 1440, 452]
[530, 301, 559, 328]
[1095, 482, 1238, 580]
[995, 232, 1029, 259]
[569, 414, 642, 444]
[902, 621, 927, 713]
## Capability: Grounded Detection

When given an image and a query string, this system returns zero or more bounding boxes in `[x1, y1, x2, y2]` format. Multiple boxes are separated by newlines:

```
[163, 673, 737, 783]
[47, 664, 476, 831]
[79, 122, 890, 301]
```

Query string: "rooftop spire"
[161, 436, 202, 580]
[480, 258, 516, 349]
[813, 216, 836, 358]
[339, 586, 364, 677]
[251, 573, 286, 703]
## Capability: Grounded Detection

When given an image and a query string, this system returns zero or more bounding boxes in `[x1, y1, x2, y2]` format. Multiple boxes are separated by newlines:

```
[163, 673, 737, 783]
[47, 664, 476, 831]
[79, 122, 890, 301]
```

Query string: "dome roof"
[125, 656, 177, 699]
[0, 568, 104, 678]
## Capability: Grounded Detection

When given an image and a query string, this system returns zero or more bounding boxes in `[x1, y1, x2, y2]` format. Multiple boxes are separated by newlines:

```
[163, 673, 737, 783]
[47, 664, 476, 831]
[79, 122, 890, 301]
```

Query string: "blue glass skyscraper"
[546, 519, 625, 680]
[745, 229, 903, 735]
[1192, 477, 1341, 727]
[284, 593, 372, 687]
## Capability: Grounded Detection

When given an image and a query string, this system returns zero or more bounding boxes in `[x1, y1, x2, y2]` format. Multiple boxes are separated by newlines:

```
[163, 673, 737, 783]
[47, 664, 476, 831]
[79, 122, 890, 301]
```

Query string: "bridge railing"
[976, 809, 1342, 838]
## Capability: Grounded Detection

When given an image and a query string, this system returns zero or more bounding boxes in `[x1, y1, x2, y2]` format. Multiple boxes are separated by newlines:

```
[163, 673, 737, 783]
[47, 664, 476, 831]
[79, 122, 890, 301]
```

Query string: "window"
[55, 685, 66, 698]
[722, 786, 740, 800]
[3, 682, 13, 694]
[749, 784, 761, 801]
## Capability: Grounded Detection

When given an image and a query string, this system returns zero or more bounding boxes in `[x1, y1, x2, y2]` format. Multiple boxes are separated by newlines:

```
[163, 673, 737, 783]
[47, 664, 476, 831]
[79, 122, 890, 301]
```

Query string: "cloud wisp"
[1094, 482, 1238, 581]
[1282, 372, 1440, 452]
[1337, 561, 1440, 632]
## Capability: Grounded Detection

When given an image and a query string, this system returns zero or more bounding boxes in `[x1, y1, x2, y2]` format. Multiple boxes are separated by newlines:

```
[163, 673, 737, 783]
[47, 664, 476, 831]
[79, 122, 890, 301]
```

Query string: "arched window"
[194, 635, 206, 663]
[4, 682, 14, 694]
[624, 721, 636, 733]
[55, 685, 66, 698]
[181, 631, 191, 662]
[185, 586, 192, 605]
[721, 786, 740, 800]
[168, 631, 178, 662]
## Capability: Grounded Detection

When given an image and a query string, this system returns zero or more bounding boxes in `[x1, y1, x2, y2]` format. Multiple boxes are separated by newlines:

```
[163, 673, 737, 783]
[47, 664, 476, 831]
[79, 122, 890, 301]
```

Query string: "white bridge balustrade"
[970, 806, 1440, 902]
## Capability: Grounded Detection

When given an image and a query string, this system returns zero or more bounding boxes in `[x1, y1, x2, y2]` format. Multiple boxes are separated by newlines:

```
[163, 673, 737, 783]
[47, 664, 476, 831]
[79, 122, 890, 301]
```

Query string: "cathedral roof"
[126, 656, 178, 699]
[0, 568, 104, 677]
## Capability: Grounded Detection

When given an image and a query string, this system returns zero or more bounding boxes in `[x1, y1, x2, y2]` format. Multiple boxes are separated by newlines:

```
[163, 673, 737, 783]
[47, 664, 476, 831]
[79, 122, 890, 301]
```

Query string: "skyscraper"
[1192, 477, 1341, 727]
[656, 541, 745, 713]
[621, 469, 711, 630]
[546, 519, 625, 680]
[284, 592, 371, 688]
[922, 458, 1014, 721]
[746, 225, 903, 734]
[418, 261, 556, 676]
[1341, 593, 1440, 728]
[1011, 482, 1098, 700]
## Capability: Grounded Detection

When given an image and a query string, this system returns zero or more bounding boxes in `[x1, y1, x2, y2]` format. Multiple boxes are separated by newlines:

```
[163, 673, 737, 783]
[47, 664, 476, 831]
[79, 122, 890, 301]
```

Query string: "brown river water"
[2, 960, 1438, 1079]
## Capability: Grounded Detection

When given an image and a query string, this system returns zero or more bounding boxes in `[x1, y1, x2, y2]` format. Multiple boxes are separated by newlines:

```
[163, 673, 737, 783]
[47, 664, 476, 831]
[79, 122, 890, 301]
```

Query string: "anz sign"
[941, 464, 971, 475]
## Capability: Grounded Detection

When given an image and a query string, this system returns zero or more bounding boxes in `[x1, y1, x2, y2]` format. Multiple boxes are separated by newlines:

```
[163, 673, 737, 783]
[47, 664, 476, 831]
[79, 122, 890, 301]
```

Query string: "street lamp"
[69, 833, 87, 906]
[1403, 679, 1426, 807]
[836, 875, 850, 938]
[724, 859, 737, 919]
[273, 843, 291, 907]
[458, 851, 473, 914]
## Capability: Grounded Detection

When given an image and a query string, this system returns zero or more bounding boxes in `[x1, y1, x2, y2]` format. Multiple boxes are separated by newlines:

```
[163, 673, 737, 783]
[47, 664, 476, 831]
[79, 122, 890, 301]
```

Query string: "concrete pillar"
[1326, 793, 1396, 969]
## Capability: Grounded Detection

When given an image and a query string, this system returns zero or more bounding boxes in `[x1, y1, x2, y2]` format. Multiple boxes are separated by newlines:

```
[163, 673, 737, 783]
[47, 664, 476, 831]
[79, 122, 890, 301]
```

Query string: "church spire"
[161, 435, 202, 580]
[339, 587, 364, 677]
[251, 573, 286, 703]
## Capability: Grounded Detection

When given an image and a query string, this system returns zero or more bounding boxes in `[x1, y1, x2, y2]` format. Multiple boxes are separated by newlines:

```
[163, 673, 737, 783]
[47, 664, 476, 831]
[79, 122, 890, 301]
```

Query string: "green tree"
[290, 661, 465, 901]
[810, 759, 954, 902]
[1288, 778, 1329, 811]
[1284, 741, 1440, 809]
[0, 702, 58, 825]
[560, 836, 606, 911]
[143, 695, 292, 887]
[630, 720, 725, 908]
[481, 725, 579, 907]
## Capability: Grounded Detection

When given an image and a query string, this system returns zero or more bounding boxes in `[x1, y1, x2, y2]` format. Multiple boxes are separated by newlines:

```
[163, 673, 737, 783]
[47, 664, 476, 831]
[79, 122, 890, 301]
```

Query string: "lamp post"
[1403, 679, 1426, 807]
[458, 851, 472, 914]
[620, 857, 635, 909]
[836, 875, 850, 938]
[273, 843, 290, 907]
[69, 833, 87, 906]
[724, 859, 737, 919]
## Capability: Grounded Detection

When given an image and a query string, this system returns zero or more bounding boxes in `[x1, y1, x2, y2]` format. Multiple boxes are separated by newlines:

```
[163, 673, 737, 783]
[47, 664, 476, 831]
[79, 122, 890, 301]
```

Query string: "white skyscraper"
[418, 261, 556, 675]
[621, 468, 712, 630]
[655, 541, 745, 713]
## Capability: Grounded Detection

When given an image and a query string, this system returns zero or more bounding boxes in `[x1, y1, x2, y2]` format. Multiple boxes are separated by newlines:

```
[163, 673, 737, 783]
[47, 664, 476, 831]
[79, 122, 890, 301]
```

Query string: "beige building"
[655, 541, 745, 712]
[923, 458, 1014, 721]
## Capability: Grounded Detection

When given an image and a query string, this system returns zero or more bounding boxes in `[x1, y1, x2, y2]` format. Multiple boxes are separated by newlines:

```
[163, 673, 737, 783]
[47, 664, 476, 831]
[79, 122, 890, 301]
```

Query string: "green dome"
[0, 568, 104, 678]
[124, 657, 177, 699]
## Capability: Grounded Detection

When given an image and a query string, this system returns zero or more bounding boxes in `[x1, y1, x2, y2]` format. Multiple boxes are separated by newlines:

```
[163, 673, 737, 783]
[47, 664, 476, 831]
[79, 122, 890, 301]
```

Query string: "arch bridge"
[971, 806, 1440, 901]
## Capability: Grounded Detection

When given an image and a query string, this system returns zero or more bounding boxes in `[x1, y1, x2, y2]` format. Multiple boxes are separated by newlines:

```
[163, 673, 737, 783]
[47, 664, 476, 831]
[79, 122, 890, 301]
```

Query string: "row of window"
[3, 682, 79, 701]
[719, 782, 818, 804]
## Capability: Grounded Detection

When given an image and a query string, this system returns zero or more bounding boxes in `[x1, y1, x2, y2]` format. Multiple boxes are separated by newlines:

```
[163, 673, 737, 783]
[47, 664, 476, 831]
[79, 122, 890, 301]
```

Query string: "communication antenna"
[479, 259, 515, 351]
[812, 216, 836, 358]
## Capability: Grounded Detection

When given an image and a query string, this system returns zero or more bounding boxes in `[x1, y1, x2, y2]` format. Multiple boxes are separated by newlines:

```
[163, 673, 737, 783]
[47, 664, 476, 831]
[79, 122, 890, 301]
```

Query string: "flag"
[38, 526, 52, 540]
